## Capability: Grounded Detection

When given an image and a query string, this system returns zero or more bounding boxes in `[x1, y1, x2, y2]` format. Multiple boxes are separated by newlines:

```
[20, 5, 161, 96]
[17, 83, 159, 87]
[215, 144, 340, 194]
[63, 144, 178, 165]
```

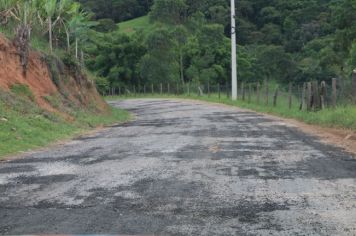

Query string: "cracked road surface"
[1, 99, 356, 235]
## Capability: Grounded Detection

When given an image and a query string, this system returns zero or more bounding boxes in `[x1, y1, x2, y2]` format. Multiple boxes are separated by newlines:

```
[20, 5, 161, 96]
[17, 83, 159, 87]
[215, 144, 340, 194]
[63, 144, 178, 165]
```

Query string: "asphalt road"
[1, 99, 356, 235]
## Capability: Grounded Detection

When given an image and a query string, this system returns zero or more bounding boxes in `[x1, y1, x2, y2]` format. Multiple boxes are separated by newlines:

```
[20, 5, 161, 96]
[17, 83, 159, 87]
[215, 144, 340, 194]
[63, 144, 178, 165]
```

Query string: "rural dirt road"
[0, 99, 356, 235]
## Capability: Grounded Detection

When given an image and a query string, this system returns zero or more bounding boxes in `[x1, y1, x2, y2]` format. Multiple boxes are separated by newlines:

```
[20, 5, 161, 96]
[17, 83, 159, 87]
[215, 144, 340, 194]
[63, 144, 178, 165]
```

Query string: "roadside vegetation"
[76, 0, 356, 97]
[0, 90, 130, 158]
[0, 1, 132, 158]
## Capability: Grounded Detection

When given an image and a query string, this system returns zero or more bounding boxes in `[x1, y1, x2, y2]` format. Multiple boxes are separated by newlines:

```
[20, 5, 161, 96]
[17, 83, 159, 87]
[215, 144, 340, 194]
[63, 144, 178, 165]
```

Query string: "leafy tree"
[171, 25, 189, 84]
[86, 32, 146, 87]
[348, 42, 356, 72]
[78, 0, 153, 22]
[140, 28, 178, 83]
[58, 0, 356, 88]
[149, 0, 188, 25]
[94, 18, 117, 33]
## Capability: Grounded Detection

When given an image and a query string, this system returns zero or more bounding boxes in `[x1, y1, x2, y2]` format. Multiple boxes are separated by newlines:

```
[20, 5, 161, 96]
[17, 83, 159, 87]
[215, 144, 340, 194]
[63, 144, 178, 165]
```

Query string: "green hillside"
[117, 15, 155, 35]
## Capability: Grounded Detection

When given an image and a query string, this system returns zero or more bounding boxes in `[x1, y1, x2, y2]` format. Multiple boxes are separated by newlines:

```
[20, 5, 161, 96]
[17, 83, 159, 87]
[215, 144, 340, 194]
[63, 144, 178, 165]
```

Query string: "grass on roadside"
[106, 93, 356, 131]
[0, 93, 131, 158]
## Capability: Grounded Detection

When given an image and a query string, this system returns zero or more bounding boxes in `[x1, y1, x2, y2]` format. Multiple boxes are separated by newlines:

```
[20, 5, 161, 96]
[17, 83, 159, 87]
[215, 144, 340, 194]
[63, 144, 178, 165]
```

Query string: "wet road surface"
[0, 99, 356, 235]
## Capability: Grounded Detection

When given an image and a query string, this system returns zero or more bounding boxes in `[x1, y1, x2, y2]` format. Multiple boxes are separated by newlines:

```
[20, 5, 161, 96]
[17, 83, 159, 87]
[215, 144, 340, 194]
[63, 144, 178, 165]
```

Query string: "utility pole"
[231, 0, 237, 101]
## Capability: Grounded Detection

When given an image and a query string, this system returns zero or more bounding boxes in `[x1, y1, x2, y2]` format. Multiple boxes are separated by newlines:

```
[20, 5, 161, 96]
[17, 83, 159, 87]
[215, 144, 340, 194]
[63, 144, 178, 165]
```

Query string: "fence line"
[103, 76, 356, 111]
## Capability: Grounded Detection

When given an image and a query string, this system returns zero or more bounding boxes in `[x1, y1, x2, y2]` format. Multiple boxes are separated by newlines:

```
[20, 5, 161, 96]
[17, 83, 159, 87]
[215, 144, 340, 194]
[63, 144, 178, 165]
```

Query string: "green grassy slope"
[0, 90, 131, 158]
[117, 15, 156, 35]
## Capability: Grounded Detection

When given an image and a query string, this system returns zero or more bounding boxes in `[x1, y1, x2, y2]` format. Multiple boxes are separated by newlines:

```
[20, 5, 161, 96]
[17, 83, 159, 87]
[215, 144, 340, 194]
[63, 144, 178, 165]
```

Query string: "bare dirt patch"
[0, 33, 108, 114]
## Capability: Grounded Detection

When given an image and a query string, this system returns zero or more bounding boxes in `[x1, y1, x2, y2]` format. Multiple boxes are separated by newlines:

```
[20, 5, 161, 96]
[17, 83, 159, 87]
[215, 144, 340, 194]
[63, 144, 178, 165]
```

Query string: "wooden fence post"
[312, 81, 321, 111]
[320, 81, 326, 110]
[307, 82, 312, 111]
[300, 83, 308, 111]
[241, 82, 245, 101]
[218, 84, 221, 100]
[265, 80, 269, 105]
[300, 84, 305, 110]
[256, 82, 260, 105]
[143, 85, 146, 95]
[226, 83, 229, 98]
[176, 82, 179, 95]
[352, 70, 356, 103]
[160, 83, 163, 95]
[151, 84, 154, 95]
[288, 82, 292, 109]
[248, 84, 252, 103]
[208, 82, 210, 97]
[118, 86, 121, 96]
[273, 86, 279, 107]
[332, 78, 337, 108]
[167, 83, 170, 94]
[188, 83, 190, 96]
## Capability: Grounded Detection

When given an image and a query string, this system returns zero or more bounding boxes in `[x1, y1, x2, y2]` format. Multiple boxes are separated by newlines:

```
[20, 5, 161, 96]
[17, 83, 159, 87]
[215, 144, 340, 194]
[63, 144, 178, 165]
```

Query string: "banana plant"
[55, 1, 80, 52]
[68, 11, 97, 59]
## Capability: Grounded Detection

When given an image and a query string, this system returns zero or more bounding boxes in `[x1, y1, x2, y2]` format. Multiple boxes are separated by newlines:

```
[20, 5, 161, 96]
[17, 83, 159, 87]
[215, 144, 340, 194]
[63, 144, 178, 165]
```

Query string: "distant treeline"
[77, 0, 154, 22]
[77, 0, 356, 93]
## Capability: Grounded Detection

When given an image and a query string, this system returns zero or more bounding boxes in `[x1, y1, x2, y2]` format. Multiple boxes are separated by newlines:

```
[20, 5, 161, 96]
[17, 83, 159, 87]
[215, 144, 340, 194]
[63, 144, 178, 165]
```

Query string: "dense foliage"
[0, 0, 95, 63]
[77, 0, 153, 22]
[1, 0, 355, 92]
[83, 0, 356, 92]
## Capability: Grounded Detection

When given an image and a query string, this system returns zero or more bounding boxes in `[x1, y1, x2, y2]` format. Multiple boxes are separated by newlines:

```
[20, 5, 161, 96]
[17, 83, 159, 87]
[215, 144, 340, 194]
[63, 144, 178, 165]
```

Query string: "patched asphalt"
[0, 99, 356, 235]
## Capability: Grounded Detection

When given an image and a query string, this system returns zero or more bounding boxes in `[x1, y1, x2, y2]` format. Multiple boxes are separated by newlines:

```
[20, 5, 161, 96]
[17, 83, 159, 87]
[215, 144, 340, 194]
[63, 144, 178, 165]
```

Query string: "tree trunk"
[48, 17, 53, 53]
[352, 70, 356, 104]
[80, 50, 84, 67]
[14, 24, 31, 75]
[75, 38, 78, 59]
[65, 28, 70, 52]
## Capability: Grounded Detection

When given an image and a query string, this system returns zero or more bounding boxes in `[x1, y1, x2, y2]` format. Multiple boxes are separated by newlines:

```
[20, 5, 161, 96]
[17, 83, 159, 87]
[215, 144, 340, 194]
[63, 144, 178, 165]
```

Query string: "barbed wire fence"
[104, 73, 356, 111]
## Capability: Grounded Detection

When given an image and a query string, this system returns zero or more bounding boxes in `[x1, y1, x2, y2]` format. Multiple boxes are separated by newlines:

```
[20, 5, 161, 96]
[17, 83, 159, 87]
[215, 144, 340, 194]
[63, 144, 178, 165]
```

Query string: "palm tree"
[0, 0, 17, 25]
[44, 0, 57, 52]
[51, 0, 76, 51]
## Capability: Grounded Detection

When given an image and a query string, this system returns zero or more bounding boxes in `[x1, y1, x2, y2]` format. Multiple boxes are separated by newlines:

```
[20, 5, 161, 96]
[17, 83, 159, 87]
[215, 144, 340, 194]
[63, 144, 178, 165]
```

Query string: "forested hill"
[79, 0, 355, 93]
[77, 0, 153, 22]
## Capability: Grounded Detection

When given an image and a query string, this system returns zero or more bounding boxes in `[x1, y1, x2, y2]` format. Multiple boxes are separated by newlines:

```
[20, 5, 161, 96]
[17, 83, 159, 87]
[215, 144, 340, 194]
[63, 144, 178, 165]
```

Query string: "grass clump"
[43, 94, 62, 109]
[10, 84, 35, 101]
